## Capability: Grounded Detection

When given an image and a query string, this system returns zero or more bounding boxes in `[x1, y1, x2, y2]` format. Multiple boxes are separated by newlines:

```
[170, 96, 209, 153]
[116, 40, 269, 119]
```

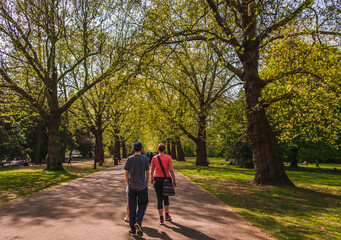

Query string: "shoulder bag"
[157, 155, 175, 196]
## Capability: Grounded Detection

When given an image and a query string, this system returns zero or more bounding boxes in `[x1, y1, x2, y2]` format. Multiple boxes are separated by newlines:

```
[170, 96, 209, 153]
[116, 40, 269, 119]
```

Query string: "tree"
[209, 91, 253, 167]
[142, 40, 237, 165]
[139, 0, 340, 185]
[262, 40, 341, 166]
[0, 89, 48, 161]
[0, 0, 128, 170]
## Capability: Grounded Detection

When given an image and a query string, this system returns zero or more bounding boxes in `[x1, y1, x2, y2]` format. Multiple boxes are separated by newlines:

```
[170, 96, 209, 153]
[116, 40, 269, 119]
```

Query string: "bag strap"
[157, 155, 167, 178]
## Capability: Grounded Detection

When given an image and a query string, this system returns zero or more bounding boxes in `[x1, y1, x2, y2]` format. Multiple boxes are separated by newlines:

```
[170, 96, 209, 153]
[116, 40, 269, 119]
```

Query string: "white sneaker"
[124, 216, 129, 223]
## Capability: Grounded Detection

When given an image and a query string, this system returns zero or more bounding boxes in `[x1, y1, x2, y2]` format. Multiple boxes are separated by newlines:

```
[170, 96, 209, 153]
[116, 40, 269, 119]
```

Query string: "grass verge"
[0, 159, 116, 204]
[173, 158, 341, 240]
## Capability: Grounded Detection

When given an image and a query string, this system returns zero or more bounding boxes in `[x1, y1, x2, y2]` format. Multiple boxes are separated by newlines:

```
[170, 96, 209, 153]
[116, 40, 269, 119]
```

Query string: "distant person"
[315, 160, 321, 168]
[150, 143, 176, 225]
[124, 142, 149, 236]
[67, 153, 72, 167]
[149, 152, 154, 165]
[302, 161, 308, 166]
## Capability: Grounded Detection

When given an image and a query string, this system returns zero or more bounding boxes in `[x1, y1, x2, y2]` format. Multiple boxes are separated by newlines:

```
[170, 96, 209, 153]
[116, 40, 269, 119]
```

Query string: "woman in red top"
[150, 143, 177, 224]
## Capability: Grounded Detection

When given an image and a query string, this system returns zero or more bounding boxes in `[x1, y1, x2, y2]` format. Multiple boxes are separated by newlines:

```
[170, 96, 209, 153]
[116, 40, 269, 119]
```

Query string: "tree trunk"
[94, 128, 104, 164]
[109, 140, 114, 155]
[45, 115, 64, 170]
[166, 139, 171, 156]
[33, 120, 42, 164]
[60, 116, 67, 163]
[171, 140, 177, 159]
[243, 49, 294, 186]
[175, 136, 185, 161]
[114, 134, 121, 160]
[196, 115, 208, 166]
[289, 147, 299, 168]
[122, 140, 127, 158]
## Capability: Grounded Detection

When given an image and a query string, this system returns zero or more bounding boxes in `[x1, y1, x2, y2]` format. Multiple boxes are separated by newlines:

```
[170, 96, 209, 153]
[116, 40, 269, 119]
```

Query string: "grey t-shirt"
[124, 154, 150, 191]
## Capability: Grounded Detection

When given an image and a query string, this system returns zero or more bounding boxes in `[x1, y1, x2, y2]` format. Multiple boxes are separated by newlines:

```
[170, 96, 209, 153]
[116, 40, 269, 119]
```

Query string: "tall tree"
[139, 0, 339, 184]
[144, 41, 237, 165]
[0, 0, 127, 170]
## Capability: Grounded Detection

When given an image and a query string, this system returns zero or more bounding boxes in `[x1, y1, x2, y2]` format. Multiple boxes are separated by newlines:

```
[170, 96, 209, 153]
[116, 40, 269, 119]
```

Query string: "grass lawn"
[173, 158, 341, 240]
[0, 159, 116, 204]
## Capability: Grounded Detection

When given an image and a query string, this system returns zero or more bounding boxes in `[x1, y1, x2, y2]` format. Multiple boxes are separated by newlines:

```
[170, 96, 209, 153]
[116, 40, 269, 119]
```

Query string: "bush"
[227, 136, 254, 169]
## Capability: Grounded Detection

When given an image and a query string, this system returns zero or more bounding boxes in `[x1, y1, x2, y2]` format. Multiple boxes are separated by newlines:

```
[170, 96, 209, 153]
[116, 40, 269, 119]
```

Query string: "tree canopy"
[1, 0, 340, 185]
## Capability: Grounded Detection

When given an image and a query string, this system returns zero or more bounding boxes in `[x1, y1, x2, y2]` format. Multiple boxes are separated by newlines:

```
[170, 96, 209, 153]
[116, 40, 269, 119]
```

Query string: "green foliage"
[0, 119, 26, 159]
[73, 128, 95, 158]
[262, 41, 341, 151]
[208, 92, 253, 167]
[182, 144, 195, 157]
[0, 90, 45, 160]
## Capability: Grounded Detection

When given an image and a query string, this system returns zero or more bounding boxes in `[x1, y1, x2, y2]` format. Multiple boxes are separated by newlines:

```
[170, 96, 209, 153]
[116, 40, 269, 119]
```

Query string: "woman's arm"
[168, 160, 176, 187]
[150, 161, 155, 184]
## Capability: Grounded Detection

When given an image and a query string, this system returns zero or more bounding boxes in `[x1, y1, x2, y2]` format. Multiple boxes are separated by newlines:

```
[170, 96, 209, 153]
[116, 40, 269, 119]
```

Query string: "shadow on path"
[163, 221, 216, 240]
[1, 164, 272, 240]
[143, 227, 172, 240]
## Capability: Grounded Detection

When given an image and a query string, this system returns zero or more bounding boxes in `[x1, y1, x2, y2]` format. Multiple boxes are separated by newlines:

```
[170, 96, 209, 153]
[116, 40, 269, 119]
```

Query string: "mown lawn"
[0, 159, 116, 204]
[173, 158, 341, 240]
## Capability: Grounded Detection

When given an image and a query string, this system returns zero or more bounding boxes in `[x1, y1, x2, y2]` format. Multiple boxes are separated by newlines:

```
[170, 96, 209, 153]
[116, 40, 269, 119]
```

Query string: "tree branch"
[205, 0, 241, 48]
[257, 0, 313, 42]
[264, 69, 322, 83]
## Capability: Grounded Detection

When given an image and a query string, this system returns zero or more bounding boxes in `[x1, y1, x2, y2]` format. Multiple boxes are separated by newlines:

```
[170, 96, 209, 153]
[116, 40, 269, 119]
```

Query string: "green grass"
[173, 158, 341, 240]
[0, 159, 116, 204]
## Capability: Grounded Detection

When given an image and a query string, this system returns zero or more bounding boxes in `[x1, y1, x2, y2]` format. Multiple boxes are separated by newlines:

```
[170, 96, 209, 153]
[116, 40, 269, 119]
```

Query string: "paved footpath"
[0, 163, 274, 240]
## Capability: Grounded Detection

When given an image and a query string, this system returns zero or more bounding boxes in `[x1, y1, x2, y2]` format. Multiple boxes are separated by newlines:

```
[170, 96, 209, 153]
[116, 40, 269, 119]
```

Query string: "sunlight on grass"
[173, 158, 341, 240]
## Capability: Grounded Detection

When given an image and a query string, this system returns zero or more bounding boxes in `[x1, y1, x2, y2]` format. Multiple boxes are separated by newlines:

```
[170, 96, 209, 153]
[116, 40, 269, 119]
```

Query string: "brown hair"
[158, 143, 166, 152]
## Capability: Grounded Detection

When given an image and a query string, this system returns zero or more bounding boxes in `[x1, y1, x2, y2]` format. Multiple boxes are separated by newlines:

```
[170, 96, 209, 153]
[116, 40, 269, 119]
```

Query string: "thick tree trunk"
[171, 140, 177, 159]
[114, 134, 121, 160]
[94, 128, 104, 164]
[243, 51, 294, 186]
[45, 115, 64, 170]
[33, 120, 42, 164]
[196, 115, 208, 166]
[175, 136, 186, 161]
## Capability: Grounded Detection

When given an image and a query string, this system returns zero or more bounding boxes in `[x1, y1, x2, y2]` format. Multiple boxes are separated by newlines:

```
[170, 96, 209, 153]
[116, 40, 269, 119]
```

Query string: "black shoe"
[134, 221, 143, 237]
[129, 230, 136, 236]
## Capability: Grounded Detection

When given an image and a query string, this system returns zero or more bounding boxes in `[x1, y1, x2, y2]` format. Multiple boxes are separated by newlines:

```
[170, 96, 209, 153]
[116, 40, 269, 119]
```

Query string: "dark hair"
[133, 142, 143, 152]
[158, 143, 166, 152]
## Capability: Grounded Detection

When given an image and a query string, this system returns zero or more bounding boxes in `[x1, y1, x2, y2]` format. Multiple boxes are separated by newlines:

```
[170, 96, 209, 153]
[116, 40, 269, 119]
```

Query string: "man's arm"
[146, 170, 150, 185]
[125, 170, 129, 184]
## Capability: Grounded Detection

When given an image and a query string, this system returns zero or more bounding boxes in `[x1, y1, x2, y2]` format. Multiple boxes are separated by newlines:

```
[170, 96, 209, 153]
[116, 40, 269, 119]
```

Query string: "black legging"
[153, 177, 170, 209]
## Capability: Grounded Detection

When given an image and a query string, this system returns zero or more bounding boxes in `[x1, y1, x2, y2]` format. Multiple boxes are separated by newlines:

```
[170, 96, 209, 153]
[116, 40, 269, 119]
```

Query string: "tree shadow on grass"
[214, 182, 341, 240]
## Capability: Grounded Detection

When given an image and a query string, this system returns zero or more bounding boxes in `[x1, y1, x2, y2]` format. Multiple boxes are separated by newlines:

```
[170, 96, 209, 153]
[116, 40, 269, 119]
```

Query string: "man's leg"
[128, 187, 137, 232]
[136, 187, 149, 225]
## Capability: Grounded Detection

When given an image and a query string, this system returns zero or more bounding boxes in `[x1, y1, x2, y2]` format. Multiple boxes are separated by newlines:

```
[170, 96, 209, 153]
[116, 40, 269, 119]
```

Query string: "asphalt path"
[0, 163, 273, 240]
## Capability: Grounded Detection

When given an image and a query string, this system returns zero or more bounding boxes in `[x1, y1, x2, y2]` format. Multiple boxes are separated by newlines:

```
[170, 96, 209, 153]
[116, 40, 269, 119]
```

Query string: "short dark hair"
[133, 142, 143, 151]
[158, 143, 166, 152]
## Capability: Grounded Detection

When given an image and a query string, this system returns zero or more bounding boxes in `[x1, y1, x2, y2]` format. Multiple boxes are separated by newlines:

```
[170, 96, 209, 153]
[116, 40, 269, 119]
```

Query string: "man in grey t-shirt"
[124, 142, 149, 236]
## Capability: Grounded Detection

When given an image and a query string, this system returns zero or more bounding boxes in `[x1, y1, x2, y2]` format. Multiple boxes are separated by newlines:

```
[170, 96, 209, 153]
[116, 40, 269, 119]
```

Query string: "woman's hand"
[173, 180, 176, 188]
